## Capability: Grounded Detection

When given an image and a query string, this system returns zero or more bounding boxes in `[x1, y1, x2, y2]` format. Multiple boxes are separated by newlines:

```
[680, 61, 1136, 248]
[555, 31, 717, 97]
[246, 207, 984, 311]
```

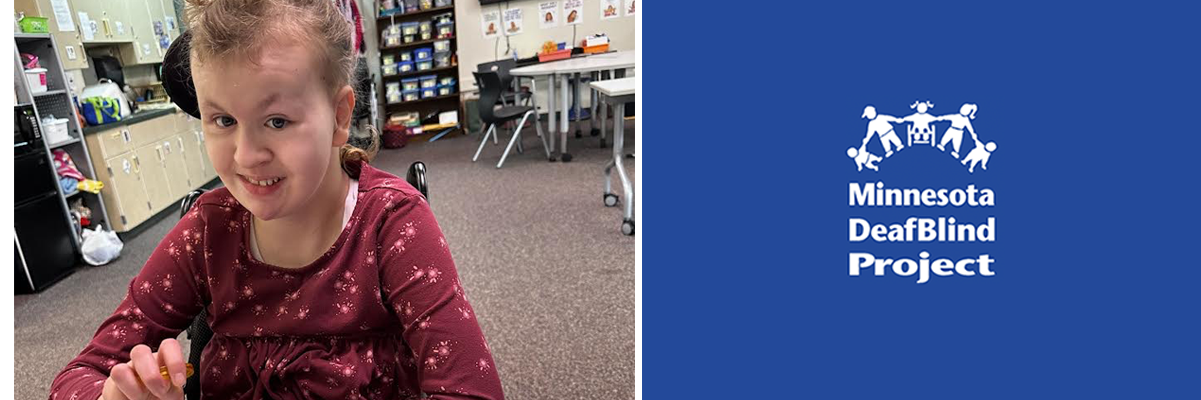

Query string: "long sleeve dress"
[49, 163, 504, 400]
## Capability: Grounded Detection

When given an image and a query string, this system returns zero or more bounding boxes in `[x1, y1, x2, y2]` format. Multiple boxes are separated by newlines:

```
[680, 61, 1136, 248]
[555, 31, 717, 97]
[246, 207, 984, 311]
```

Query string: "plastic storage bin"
[433, 51, 451, 68]
[24, 68, 48, 93]
[398, 51, 413, 62]
[435, 0, 453, 7]
[403, 0, 420, 13]
[419, 21, 433, 41]
[421, 87, 437, 99]
[437, 82, 455, 96]
[433, 40, 451, 53]
[42, 117, 70, 144]
[433, 13, 453, 25]
[402, 89, 419, 102]
[439, 76, 456, 86]
[386, 82, 402, 103]
[398, 61, 414, 73]
[401, 78, 420, 92]
[436, 22, 454, 38]
[416, 60, 433, 71]
[420, 0, 433, 10]
[414, 47, 433, 61]
[382, 64, 398, 76]
[419, 75, 438, 89]
[401, 22, 419, 43]
[19, 16, 50, 33]
[382, 54, 395, 65]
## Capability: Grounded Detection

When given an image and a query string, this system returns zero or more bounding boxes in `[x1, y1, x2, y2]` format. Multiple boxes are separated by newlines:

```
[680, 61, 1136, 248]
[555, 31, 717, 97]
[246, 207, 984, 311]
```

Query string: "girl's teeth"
[253, 178, 280, 186]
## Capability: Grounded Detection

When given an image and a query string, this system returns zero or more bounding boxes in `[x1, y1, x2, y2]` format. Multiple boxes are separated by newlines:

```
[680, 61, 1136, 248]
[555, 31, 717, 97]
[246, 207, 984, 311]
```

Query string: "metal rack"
[15, 34, 111, 250]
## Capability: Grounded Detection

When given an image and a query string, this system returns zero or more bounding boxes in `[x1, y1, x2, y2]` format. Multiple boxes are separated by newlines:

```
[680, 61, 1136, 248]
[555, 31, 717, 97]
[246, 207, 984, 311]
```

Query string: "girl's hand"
[100, 339, 187, 400]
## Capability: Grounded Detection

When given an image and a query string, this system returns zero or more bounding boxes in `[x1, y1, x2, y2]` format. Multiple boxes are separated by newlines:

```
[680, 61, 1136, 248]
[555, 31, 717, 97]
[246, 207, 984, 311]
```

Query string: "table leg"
[574, 72, 583, 139]
[546, 74, 557, 162]
[559, 74, 572, 162]
[590, 71, 601, 139]
[614, 101, 634, 235]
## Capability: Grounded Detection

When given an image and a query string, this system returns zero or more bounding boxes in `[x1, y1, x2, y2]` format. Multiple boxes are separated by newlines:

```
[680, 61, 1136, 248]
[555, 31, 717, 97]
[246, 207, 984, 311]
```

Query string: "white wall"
[452, 0, 636, 110]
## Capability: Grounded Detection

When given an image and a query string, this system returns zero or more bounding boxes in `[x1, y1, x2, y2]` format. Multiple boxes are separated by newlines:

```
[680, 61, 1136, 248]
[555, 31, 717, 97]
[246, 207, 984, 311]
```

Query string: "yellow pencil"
[159, 363, 195, 381]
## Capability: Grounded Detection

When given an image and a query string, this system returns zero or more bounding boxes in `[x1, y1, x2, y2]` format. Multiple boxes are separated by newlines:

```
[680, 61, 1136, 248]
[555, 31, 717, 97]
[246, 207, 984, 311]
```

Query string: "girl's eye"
[266, 118, 289, 129]
[214, 116, 236, 128]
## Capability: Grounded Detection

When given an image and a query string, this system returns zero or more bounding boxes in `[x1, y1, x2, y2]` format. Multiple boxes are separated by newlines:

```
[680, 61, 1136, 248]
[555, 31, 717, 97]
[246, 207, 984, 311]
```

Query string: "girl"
[937, 103, 980, 159]
[49, 1, 503, 399]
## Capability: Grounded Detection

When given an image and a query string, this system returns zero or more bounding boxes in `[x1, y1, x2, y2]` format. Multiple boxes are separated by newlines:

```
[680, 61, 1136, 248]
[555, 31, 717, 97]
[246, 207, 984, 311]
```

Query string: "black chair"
[476, 60, 530, 107]
[472, 71, 550, 168]
[181, 161, 429, 400]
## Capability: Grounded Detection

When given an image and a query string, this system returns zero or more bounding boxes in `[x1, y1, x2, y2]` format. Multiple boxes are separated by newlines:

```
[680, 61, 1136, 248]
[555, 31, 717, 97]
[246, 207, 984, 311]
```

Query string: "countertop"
[82, 108, 177, 135]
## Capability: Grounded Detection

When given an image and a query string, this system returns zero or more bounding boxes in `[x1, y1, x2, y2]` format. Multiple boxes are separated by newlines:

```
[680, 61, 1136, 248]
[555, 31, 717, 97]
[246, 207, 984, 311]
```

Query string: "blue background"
[643, 1, 1199, 398]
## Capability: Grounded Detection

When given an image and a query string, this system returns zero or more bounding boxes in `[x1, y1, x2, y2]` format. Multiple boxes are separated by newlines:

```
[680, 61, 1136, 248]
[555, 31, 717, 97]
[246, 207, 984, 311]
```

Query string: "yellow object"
[160, 363, 195, 381]
[541, 41, 558, 54]
[77, 179, 105, 194]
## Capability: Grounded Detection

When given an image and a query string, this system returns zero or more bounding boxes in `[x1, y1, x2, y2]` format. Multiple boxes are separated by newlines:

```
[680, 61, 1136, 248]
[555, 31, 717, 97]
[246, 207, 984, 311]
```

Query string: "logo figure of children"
[847, 145, 882, 171]
[900, 100, 938, 146]
[962, 140, 996, 173]
[860, 105, 905, 157]
[937, 103, 979, 159]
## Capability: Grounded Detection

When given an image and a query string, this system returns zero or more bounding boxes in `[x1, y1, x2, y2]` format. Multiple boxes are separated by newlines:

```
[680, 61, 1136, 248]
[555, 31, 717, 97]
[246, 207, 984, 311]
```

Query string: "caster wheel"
[590, 128, 601, 137]
[548, 155, 558, 162]
[603, 193, 619, 207]
[575, 130, 583, 138]
[561, 153, 574, 162]
[626, 153, 635, 159]
[600, 138, 607, 148]
[621, 220, 635, 236]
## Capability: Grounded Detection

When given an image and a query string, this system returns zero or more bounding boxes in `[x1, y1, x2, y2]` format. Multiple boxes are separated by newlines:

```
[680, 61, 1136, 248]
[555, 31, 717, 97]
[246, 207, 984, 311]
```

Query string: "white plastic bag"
[81, 224, 124, 266]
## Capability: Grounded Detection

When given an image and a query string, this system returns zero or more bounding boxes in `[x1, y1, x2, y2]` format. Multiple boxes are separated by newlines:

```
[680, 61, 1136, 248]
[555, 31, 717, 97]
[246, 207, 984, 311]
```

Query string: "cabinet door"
[177, 132, 207, 190]
[86, 127, 133, 160]
[102, 154, 152, 232]
[161, 136, 191, 200]
[134, 143, 171, 211]
[116, 0, 164, 65]
[104, 0, 135, 42]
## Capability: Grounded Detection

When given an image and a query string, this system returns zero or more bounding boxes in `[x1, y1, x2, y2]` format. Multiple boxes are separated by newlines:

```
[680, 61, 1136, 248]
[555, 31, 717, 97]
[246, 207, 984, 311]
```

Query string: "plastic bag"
[81, 224, 124, 266]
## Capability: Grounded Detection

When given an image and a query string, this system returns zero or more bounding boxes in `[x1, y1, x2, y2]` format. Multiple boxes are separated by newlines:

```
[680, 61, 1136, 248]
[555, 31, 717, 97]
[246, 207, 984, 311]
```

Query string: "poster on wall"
[601, 0, 620, 20]
[539, 2, 560, 29]
[564, 0, 583, 25]
[503, 7, 524, 36]
[624, 0, 635, 17]
[481, 9, 500, 38]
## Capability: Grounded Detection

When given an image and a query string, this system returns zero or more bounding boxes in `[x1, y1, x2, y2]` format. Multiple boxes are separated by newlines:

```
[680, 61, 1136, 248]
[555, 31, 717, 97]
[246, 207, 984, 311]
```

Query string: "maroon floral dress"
[49, 163, 504, 400]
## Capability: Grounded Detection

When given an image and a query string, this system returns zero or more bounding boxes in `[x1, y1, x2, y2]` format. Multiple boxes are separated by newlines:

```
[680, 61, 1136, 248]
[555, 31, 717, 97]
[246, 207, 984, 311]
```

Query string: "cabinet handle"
[122, 129, 131, 143]
[178, 137, 185, 153]
[156, 146, 164, 161]
[164, 141, 172, 155]
[132, 156, 141, 173]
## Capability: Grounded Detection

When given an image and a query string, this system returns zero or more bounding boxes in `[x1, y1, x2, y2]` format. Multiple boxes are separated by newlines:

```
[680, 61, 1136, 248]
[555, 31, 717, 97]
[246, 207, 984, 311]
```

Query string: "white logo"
[848, 101, 997, 173]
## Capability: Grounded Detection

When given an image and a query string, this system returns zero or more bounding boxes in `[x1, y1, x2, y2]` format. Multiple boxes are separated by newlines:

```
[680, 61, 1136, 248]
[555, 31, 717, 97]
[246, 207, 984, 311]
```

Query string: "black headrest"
[161, 30, 200, 119]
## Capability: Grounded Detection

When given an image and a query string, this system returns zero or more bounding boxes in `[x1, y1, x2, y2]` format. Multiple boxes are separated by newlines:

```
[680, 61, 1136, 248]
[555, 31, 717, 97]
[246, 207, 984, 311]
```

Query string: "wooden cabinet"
[117, 0, 167, 65]
[14, 0, 89, 69]
[86, 111, 218, 232]
[91, 152, 152, 232]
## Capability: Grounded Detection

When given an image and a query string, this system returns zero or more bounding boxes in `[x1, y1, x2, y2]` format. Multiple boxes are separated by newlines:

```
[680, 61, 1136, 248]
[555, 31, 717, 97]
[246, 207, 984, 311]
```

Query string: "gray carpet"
[15, 120, 636, 400]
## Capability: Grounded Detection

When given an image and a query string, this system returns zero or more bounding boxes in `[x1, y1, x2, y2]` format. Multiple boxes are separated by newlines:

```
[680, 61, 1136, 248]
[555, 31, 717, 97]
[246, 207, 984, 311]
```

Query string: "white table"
[511, 50, 635, 162]
[589, 77, 636, 235]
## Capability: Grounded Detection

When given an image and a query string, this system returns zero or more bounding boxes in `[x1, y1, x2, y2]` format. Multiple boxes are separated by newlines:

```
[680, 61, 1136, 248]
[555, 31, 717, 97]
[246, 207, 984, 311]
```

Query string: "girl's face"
[192, 41, 353, 221]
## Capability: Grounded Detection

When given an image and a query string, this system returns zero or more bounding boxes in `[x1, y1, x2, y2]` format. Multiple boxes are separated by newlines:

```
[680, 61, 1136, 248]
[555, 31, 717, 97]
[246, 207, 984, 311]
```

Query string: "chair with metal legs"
[472, 71, 550, 168]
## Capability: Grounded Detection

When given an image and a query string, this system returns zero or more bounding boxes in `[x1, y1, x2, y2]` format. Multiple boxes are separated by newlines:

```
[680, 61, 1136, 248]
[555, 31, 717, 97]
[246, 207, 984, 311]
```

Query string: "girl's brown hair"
[185, 0, 379, 178]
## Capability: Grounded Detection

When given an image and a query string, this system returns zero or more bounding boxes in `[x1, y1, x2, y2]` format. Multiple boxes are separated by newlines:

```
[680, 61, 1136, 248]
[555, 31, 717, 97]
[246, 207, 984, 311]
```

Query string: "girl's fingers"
[157, 338, 188, 387]
[130, 344, 171, 398]
[109, 363, 147, 400]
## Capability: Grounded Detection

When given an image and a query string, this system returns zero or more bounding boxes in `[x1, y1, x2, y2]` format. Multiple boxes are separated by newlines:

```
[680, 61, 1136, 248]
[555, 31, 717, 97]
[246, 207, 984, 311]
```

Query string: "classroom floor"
[15, 120, 636, 400]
